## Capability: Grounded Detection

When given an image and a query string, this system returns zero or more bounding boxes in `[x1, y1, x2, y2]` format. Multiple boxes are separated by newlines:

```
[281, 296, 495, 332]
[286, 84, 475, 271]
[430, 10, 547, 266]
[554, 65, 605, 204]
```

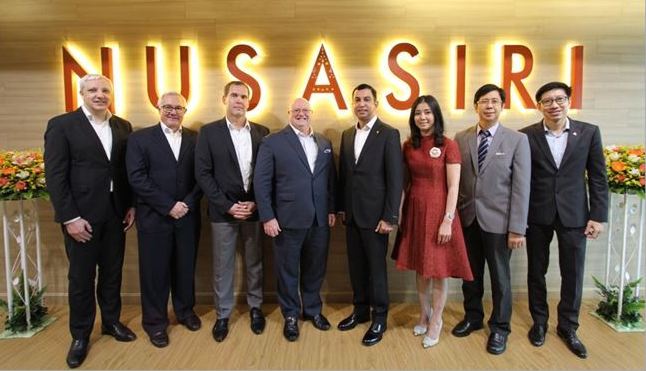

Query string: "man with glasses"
[520, 82, 608, 359]
[254, 98, 336, 342]
[452, 84, 531, 355]
[195, 81, 270, 343]
[126, 92, 202, 348]
[45, 74, 136, 368]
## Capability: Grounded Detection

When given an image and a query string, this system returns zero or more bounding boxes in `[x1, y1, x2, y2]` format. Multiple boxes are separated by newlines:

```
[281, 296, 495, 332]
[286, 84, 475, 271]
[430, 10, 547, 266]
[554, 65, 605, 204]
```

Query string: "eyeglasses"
[476, 99, 502, 106]
[291, 108, 312, 114]
[160, 105, 187, 113]
[539, 96, 569, 106]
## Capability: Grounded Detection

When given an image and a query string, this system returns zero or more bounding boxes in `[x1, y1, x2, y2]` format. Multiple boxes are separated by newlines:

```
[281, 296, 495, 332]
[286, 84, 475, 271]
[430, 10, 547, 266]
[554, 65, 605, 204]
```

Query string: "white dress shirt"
[354, 115, 378, 164]
[543, 118, 570, 168]
[290, 124, 318, 173]
[82, 105, 112, 160]
[226, 117, 253, 191]
[160, 122, 182, 160]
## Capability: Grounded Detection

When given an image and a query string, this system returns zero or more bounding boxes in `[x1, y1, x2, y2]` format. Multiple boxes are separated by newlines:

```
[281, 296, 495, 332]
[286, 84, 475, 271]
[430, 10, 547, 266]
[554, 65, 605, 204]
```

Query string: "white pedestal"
[1, 199, 44, 330]
[604, 192, 645, 323]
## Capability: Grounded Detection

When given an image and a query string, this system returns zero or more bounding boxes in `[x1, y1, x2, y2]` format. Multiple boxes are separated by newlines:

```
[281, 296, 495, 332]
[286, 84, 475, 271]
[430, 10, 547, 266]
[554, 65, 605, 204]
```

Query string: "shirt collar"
[226, 116, 250, 131]
[542, 118, 570, 133]
[477, 122, 499, 137]
[81, 105, 112, 123]
[160, 121, 182, 135]
[356, 116, 378, 131]
[290, 123, 313, 138]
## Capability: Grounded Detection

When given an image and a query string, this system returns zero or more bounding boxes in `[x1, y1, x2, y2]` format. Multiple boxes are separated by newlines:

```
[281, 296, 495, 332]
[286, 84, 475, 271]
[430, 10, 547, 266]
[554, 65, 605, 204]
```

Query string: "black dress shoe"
[337, 312, 370, 331]
[101, 322, 137, 342]
[304, 313, 331, 331]
[283, 316, 299, 341]
[528, 324, 546, 347]
[361, 322, 386, 346]
[212, 318, 229, 342]
[451, 319, 484, 337]
[557, 328, 587, 359]
[148, 330, 169, 348]
[486, 332, 508, 355]
[250, 307, 266, 335]
[178, 313, 202, 331]
[66, 338, 89, 369]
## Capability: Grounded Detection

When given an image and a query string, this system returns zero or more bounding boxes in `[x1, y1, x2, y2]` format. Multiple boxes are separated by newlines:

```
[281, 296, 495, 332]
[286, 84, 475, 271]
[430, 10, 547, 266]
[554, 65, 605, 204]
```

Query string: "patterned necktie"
[477, 130, 491, 171]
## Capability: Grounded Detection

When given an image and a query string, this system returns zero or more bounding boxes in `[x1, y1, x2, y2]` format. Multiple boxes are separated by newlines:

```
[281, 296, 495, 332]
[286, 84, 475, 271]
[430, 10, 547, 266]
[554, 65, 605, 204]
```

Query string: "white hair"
[157, 91, 187, 107]
[79, 74, 113, 93]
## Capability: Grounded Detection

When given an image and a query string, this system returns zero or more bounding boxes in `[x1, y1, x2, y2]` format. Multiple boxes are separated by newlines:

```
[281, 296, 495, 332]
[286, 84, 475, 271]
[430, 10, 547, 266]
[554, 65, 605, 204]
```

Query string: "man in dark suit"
[195, 81, 269, 342]
[521, 81, 608, 359]
[44, 74, 136, 368]
[452, 84, 531, 355]
[336, 83, 403, 346]
[253, 97, 336, 342]
[126, 92, 202, 348]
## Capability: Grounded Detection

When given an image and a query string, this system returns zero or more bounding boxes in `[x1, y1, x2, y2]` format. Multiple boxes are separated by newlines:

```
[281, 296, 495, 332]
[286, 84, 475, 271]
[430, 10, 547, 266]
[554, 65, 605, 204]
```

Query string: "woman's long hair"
[409, 95, 445, 148]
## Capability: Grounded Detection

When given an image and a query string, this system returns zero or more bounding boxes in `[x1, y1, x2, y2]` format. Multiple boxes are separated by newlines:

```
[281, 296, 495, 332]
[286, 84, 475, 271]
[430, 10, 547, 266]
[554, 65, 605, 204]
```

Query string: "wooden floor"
[0, 299, 643, 370]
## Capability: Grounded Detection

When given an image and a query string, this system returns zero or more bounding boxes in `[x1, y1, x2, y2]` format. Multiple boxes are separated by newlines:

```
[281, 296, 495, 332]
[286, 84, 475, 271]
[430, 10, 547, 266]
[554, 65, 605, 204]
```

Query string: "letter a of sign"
[302, 44, 347, 109]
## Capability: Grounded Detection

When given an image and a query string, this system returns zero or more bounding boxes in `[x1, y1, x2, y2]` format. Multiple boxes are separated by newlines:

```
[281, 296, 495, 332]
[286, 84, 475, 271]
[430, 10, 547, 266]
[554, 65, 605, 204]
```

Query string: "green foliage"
[593, 276, 646, 327]
[0, 274, 48, 333]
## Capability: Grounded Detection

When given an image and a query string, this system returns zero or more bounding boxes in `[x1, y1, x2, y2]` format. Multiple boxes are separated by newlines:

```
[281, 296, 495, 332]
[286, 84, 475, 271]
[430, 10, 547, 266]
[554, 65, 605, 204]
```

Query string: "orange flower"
[2, 167, 16, 175]
[611, 161, 627, 172]
[640, 164, 645, 173]
[616, 174, 626, 183]
[640, 177, 645, 186]
[0, 177, 7, 187]
[628, 148, 645, 156]
[15, 181, 26, 191]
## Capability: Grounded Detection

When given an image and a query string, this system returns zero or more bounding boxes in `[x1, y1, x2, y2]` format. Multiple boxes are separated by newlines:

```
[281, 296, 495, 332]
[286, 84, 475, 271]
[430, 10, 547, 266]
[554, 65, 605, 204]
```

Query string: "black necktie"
[477, 130, 491, 171]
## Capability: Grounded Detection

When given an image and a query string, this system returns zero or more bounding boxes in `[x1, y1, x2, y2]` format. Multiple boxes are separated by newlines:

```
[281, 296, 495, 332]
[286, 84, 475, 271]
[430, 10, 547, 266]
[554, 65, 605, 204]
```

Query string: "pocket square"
[324, 148, 332, 153]
[495, 152, 505, 155]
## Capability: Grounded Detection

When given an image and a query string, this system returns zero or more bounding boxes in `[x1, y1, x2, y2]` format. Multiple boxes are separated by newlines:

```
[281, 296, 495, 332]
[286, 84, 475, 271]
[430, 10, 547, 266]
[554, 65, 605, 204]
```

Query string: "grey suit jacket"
[454, 124, 531, 235]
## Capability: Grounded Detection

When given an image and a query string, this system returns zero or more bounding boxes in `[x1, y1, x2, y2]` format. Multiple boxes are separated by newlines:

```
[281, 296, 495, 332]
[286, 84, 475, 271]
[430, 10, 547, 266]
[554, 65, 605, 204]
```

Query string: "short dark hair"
[473, 84, 506, 104]
[409, 95, 445, 148]
[223, 80, 250, 97]
[352, 83, 377, 101]
[535, 81, 571, 102]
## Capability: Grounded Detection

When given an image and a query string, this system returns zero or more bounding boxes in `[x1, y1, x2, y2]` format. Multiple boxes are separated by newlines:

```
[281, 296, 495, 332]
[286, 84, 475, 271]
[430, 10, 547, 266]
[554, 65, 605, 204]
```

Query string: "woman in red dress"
[393, 95, 473, 348]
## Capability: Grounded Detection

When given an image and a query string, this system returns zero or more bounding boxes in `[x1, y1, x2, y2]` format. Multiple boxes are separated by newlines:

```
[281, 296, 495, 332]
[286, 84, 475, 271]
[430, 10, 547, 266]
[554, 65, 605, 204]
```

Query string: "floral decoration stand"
[1, 198, 54, 338]
[598, 192, 645, 332]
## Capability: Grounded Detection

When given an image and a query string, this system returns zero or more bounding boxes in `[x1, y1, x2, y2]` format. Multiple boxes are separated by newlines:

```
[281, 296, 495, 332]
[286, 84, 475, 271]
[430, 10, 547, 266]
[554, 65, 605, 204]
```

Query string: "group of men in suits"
[44, 74, 606, 368]
[451, 82, 608, 359]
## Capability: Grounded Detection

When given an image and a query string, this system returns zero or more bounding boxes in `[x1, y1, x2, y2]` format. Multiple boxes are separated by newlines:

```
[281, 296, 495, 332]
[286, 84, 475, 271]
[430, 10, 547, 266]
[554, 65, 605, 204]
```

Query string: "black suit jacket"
[337, 118, 403, 228]
[254, 126, 336, 228]
[520, 118, 608, 228]
[44, 107, 133, 224]
[195, 118, 270, 222]
[126, 123, 202, 233]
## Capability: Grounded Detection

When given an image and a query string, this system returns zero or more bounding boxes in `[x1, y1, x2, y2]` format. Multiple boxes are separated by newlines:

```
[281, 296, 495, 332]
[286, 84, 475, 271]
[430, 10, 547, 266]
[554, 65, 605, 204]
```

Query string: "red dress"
[394, 136, 473, 280]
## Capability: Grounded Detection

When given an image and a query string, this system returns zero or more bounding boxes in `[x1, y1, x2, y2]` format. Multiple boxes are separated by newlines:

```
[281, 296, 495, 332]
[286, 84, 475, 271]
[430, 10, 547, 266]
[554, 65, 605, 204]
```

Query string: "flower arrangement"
[0, 150, 47, 201]
[604, 145, 645, 198]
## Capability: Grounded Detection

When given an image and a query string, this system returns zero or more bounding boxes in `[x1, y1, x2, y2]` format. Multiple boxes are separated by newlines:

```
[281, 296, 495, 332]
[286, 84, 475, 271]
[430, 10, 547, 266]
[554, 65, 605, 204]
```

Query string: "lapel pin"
[573, 132, 578, 136]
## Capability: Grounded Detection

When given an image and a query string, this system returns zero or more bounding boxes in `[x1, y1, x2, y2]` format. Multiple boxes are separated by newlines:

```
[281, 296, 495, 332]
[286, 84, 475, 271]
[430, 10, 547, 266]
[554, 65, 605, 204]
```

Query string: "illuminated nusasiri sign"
[62, 41, 584, 114]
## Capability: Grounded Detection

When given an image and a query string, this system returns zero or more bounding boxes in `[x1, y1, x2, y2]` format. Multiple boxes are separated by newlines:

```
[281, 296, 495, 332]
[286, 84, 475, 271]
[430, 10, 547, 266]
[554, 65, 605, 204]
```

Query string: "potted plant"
[592, 276, 645, 331]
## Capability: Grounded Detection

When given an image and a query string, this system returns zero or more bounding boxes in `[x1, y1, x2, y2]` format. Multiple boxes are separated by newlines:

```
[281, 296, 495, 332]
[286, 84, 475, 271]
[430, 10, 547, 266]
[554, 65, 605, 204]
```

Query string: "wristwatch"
[444, 212, 454, 221]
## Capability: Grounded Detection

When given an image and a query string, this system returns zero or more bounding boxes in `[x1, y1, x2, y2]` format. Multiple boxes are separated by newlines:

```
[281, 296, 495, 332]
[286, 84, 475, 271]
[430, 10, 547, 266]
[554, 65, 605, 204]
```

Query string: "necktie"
[477, 130, 491, 171]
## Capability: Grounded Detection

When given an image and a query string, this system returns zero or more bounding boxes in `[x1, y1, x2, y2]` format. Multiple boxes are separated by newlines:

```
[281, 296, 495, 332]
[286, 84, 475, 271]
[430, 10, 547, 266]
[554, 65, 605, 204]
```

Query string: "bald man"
[254, 98, 337, 341]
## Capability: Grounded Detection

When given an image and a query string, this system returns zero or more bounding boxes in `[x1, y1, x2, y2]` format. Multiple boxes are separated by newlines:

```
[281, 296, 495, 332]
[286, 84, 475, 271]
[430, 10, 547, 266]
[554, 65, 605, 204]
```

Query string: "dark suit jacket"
[44, 107, 133, 224]
[520, 119, 609, 228]
[126, 123, 202, 233]
[254, 126, 336, 229]
[195, 118, 269, 223]
[337, 118, 403, 228]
